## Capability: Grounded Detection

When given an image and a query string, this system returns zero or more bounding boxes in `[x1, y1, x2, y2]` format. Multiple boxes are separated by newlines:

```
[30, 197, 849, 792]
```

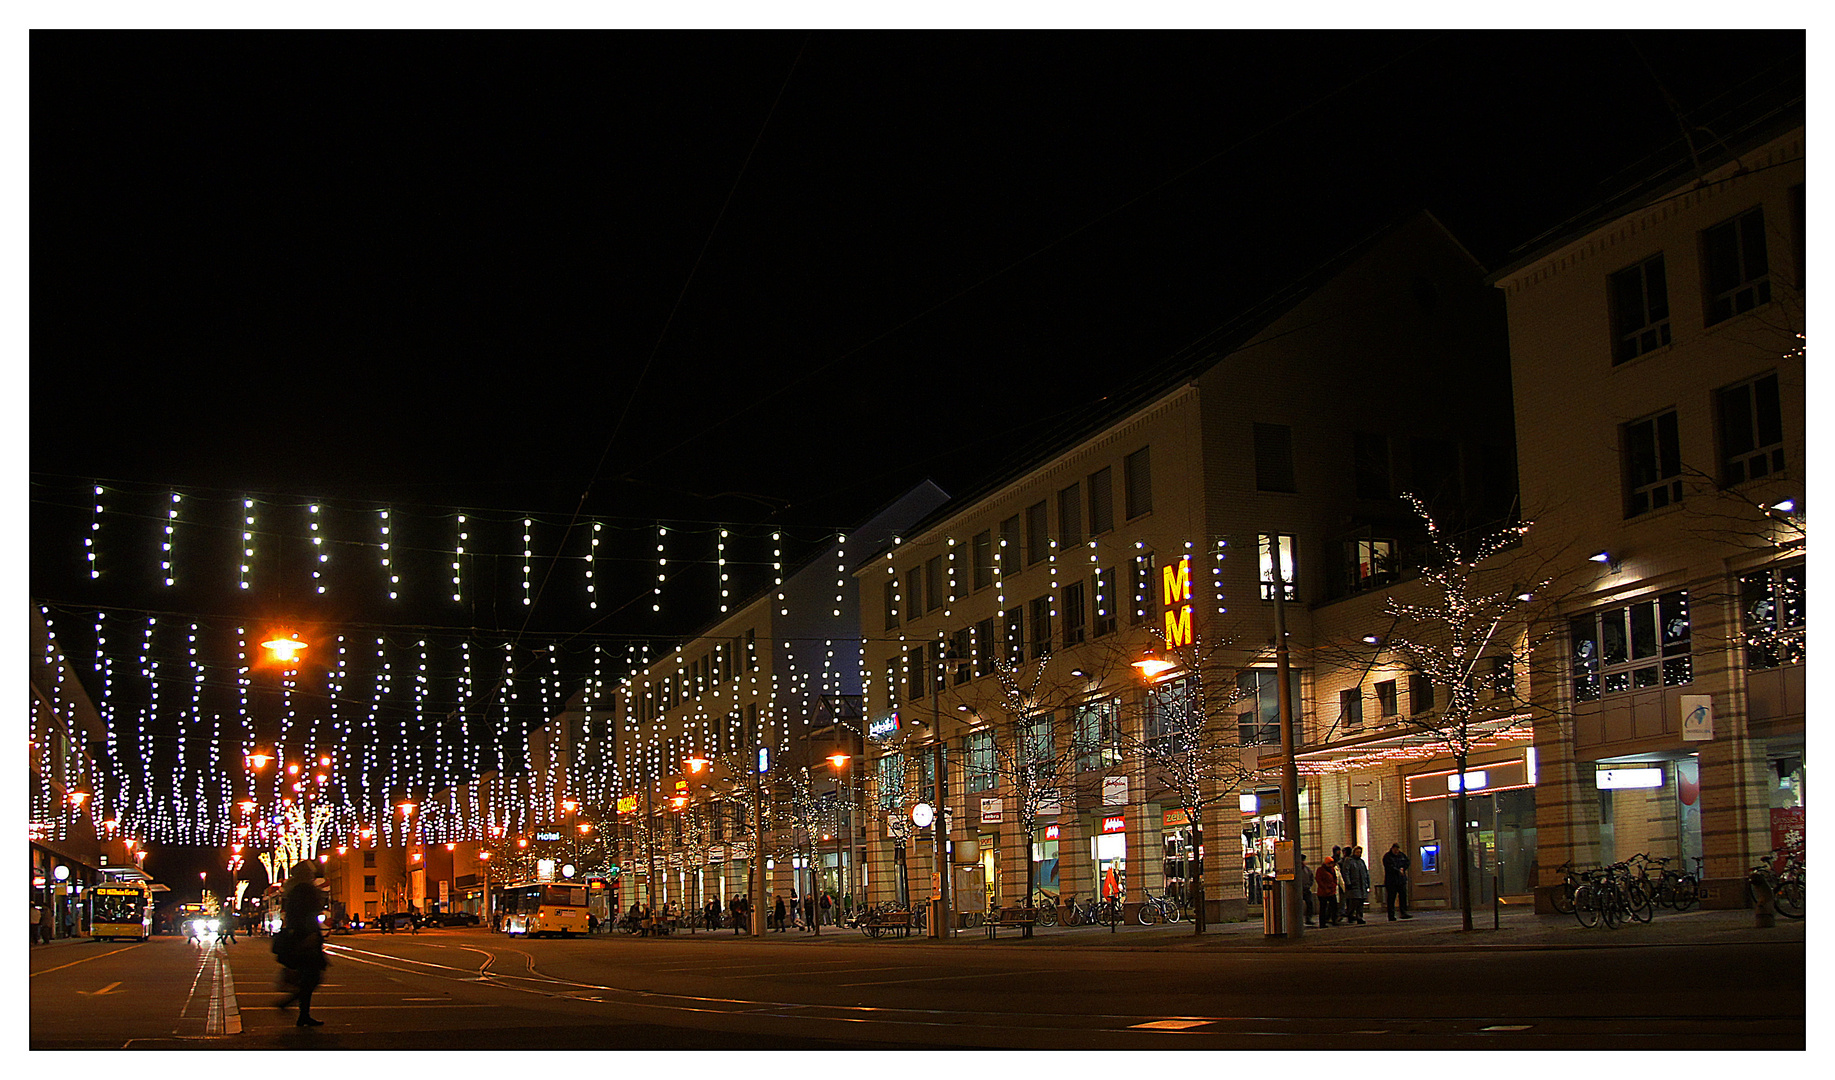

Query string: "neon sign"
[1162, 556, 1193, 647]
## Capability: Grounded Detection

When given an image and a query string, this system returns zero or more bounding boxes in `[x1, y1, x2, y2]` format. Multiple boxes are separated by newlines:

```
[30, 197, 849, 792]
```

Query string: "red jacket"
[1315, 861, 1339, 896]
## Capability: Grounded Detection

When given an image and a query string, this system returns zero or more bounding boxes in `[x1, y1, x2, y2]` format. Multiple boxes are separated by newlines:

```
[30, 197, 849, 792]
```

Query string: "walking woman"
[273, 860, 329, 1027]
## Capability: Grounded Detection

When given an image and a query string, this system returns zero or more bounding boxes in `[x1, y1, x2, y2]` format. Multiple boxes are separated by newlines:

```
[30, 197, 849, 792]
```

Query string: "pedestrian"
[1383, 843, 1412, 920]
[773, 894, 786, 932]
[1298, 854, 1315, 926]
[1341, 845, 1371, 924]
[30, 899, 43, 946]
[409, 906, 420, 934]
[820, 891, 832, 926]
[1315, 856, 1340, 928]
[220, 904, 238, 944]
[587, 911, 599, 935]
[272, 860, 328, 1027]
[1332, 851, 1349, 925]
[734, 895, 746, 935]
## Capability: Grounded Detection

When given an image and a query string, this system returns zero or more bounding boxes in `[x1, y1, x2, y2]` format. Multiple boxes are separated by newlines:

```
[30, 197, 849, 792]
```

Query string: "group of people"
[1301, 842, 1413, 926]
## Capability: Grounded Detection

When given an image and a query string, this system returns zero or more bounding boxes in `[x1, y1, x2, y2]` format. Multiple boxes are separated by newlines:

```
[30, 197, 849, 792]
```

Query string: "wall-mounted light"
[1589, 551, 1613, 563]
[1361, 634, 1381, 645]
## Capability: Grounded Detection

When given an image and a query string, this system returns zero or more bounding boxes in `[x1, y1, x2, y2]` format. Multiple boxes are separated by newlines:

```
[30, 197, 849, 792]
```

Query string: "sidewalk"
[671, 905, 1805, 952]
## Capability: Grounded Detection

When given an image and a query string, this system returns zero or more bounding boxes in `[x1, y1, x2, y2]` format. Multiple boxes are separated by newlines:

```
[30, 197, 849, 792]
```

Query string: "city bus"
[493, 880, 591, 937]
[88, 879, 154, 941]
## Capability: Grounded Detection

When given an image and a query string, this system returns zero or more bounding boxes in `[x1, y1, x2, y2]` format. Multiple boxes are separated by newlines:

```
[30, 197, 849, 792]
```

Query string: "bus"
[493, 880, 591, 937]
[88, 879, 153, 941]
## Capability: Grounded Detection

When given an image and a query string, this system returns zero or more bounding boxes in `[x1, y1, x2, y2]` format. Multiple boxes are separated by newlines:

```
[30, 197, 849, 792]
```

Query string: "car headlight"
[207, 919, 219, 932]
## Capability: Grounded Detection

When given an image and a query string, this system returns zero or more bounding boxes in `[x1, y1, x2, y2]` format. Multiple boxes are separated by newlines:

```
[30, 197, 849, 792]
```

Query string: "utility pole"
[1271, 548, 1304, 941]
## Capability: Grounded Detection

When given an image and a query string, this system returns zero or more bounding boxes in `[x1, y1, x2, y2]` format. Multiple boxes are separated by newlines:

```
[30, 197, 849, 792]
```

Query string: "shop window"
[1718, 372, 1785, 486]
[1610, 253, 1672, 363]
[1074, 699, 1123, 772]
[1741, 562, 1805, 669]
[1624, 408, 1683, 516]
[1570, 589, 1692, 702]
[1702, 206, 1771, 325]
[1258, 533, 1297, 600]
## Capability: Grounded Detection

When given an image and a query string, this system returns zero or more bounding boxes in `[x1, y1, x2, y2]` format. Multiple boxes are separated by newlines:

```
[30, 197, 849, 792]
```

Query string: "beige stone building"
[1490, 121, 1805, 907]
[854, 212, 1521, 925]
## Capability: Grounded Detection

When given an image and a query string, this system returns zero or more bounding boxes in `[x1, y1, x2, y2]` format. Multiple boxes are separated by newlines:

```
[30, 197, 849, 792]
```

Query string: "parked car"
[423, 911, 480, 927]
[374, 911, 422, 930]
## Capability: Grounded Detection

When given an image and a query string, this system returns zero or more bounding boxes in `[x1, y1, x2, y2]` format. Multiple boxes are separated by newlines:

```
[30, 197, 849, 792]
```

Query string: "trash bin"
[1262, 878, 1284, 936]
[927, 898, 942, 938]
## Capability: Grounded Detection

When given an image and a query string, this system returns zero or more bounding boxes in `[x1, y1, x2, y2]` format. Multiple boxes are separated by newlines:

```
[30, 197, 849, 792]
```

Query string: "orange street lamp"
[246, 751, 273, 770]
[1132, 645, 1177, 678]
[260, 634, 307, 666]
[684, 753, 711, 774]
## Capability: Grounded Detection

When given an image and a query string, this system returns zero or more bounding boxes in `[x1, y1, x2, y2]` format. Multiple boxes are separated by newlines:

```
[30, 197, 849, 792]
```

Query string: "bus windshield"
[91, 888, 146, 922]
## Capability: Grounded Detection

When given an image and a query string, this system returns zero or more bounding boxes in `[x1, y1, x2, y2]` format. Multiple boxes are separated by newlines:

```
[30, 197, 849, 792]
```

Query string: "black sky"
[25, 32, 1805, 885]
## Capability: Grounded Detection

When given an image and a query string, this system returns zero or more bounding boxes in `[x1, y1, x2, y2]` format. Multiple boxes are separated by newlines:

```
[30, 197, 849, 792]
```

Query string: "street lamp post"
[928, 645, 967, 939]
[1270, 551, 1304, 942]
[828, 753, 852, 924]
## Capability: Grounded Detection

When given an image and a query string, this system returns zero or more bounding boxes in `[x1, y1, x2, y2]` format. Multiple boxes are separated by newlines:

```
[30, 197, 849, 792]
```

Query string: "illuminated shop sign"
[1595, 767, 1665, 790]
[1162, 557, 1193, 647]
[1403, 760, 1532, 802]
[1101, 815, 1126, 834]
[869, 713, 901, 740]
[616, 796, 638, 814]
[534, 831, 562, 841]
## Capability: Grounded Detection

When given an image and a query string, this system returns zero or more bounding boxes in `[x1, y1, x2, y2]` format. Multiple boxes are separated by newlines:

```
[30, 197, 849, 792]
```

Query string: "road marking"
[30, 943, 144, 976]
[1480, 1024, 1533, 1032]
[206, 946, 242, 1035]
[77, 982, 124, 996]
[1130, 1019, 1211, 1030]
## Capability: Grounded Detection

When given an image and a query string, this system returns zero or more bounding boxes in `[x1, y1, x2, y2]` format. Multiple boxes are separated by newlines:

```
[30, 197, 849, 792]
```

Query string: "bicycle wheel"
[1625, 882, 1654, 923]
[1674, 874, 1699, 912]
[1035, 901, 1058, 927]
[1137, 901, 1162, 926]
[1573, 883, 1601, 928]
[1775, 879, 1804, 919]
[1551, 875, 1576, 915]
[1600, 885, 1624, 929]
[1167, 901, 1184, 923]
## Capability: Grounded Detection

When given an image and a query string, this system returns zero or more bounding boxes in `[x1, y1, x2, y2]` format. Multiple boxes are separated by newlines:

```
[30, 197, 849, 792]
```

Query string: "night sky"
[24, 31, 1806, 897]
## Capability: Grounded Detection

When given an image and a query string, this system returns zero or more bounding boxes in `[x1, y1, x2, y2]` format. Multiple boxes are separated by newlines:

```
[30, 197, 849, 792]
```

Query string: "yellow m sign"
[1161, 558, 1193, 647]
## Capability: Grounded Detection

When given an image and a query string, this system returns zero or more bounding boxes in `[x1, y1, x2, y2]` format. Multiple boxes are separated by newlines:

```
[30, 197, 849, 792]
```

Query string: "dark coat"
[1382, 848, 1410, 886]
[276, 879, 328, 972]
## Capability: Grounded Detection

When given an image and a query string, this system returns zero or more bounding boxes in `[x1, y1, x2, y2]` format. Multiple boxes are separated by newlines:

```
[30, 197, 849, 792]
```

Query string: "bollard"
[1749, 870, 1776, 928]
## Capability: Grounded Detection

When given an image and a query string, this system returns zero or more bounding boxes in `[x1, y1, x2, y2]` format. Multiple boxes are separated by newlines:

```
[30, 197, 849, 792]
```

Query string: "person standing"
[31, 900, 43, 945]
[1341, 846, 1371, 924]
[1315, 856, 1340, 928]
[1297, 854, 1315, 927]
[773, 893, 787, 933]
[1383, 843, 1412, 920]
[274, 860, 329, 1027]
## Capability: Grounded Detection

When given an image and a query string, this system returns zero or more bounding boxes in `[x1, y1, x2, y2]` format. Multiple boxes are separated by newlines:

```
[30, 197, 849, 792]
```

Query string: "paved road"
[28, 907, 1803, 1050]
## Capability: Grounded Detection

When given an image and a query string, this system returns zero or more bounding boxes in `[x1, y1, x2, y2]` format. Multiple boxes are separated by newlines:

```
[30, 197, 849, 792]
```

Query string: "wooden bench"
[987, 907, 1037, 937]
[864, 911, 912, 938]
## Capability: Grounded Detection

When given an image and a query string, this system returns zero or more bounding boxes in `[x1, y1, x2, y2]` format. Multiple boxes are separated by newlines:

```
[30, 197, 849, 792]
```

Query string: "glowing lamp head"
[827, 753, 849, 769]
[1132, 647, 1176, 678]
[684, 754, 710, 774]
[246, 752, 272, 770]
[260, 635, 307, 665]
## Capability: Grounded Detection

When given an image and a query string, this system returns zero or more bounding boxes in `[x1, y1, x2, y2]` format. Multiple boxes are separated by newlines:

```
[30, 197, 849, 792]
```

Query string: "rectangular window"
[1146, 678, 1194, 754]
[883, 579, 899, 630]
[1570, 589, 1692, 701]
[1000, 515, 1022, 577]
[1348, 537, 1396, 590]
[1022, 712, 1055, 778]
[1624, 408, 1683, 516]
[1258, 533, 1297, 601]
[1061, 580, 1086, 647]
[973, 617, 997, 676]
[1130, 553, 1157, 626]
[1254, 422, 1297, 493]
[1610, 254, 1672, 363]
[906, 644, 927, 702]
[1029, 595, 1054, 659]
[1026, 501, 1050, 564]
[1237, 669, 1298, 745]
[925, 555, 944, 612]
[1058, 484, 1083, 549]
[744, 628, 757, 671]
[1003, 607, 1024, 667]
[1087, 467, 1114, 536]
[1354, 432, 1390, 500]
[1719, 372, 1786, 486]
[1409, 673, 1434, 715]
[364, 875, 377, 893]
[1093, 566, 1118, 637]
[905, 568, 923, 621]
[952, 627, 973, 685]
[964, 730, 996, 793]
[1703, 206, 1771, 325]
[364, 851, 377, 868]
[1340, 688, 1363, 732]
[1074, 699, 1123, 772]
[1124, 446, 1152, 519]
[1375, 679, 1398, 718]
[972, 530, 993, 591]
[1741, 562, 1805, 670]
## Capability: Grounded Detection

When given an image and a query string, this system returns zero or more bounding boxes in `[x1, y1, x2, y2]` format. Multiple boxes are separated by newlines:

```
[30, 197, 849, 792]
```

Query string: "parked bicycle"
[1750, 849, 1804, 919]
[1030, 894, 1060, 927]
[1550, 861, 1580, 915]
[1136, 892, 1183, 926]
